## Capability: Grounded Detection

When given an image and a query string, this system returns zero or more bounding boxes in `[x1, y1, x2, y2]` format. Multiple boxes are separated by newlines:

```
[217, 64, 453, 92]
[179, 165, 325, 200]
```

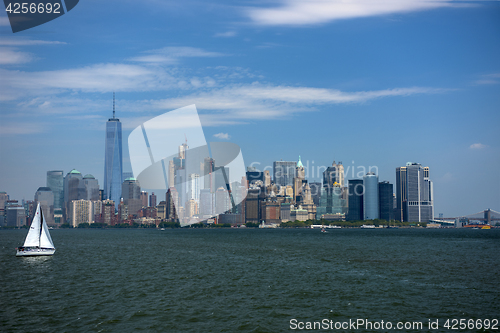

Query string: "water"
[1, 228, 499, 332]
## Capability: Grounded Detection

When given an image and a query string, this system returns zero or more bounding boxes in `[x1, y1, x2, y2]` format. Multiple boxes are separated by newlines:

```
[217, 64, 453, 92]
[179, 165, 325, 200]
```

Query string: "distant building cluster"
[0, 97, 441, 228]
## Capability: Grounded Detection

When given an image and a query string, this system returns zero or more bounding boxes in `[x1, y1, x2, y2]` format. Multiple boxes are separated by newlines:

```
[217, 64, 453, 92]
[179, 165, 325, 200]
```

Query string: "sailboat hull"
[16, 248, 55, 257]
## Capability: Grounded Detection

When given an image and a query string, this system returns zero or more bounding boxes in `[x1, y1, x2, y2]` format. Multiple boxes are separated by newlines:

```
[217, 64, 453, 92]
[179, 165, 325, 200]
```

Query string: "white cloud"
[0, 48, 33, 65]
[130, 46, 224, 64]
[246, 0, 470, 26]
[474, 73, 500, 85]
[470, 143, 487, 150]
[0, 63, 178, 100]
[0, 38, 66, 46]
[214, 132, 230, 139]
[214, 31, 237, 38]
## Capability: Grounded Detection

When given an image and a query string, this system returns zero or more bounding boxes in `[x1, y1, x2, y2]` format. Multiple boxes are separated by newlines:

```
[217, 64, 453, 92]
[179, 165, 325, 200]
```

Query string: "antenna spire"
[113, 92, 115, 118]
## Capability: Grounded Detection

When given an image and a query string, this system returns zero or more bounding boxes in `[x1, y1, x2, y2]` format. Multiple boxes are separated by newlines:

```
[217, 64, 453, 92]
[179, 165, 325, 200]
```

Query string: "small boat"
[16, 203, 55, 257]
[321, 228, 327, 233]
[361, 224, 375, 229]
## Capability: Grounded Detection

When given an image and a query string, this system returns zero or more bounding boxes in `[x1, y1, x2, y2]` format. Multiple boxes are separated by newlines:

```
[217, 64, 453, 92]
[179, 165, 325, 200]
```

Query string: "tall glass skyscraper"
[104, 94, 123, 211]
[47, 170, 64, 224]
[395, 163, 433, 223]
[363, 172, 379, 220]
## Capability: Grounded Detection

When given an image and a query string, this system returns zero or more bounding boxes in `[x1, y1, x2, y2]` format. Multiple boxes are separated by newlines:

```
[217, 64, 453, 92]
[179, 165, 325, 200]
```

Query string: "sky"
[0, 0, 499, 217]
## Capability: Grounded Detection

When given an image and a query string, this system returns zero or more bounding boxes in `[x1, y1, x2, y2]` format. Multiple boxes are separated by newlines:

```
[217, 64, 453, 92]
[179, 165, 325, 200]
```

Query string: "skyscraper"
[406, 163, 433, 223]
[104, 93, 123, 211]
[347, 179, 363, 221]
[83, 174, 100, 201]
[363, 172, 379, 220]
[63, 169, 85, 222]
[35, 187, 55, 226]
[122, 177, 142, 217]
[378, 181, 394, 221]
[46, 170, 63, 224]
[273, 160, 296, 187]
[323, 161, 345, 189]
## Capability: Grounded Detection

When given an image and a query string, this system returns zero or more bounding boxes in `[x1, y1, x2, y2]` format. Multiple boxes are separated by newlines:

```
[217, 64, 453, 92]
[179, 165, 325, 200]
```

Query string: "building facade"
[363, 172, 379, 220]
[103, 95, 123, 211]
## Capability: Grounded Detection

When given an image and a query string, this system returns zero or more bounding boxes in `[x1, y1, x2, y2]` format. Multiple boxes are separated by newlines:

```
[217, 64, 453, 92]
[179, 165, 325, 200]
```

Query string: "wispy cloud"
[130, 46, 225, 64]
[474, 73, 500, 85]
[0, 38, 66, 46]
[0, 48, 33, 65]
[470, 143, 487, 150]
[214, 31, 237, 38]
[246, 0, 471, 26]
[214, 132, 230, 139]
[151, 84, 443, 122]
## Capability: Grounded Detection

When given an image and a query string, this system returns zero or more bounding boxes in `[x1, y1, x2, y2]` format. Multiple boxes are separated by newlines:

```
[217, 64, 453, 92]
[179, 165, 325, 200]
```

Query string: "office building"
[35, 187, 55, 226]
[405, 163, 433, 223]
[122, 177, 142, 216]
[149, 192, 157, 208]
[63, 169, 85, 222]
[103, 94, 123, 211]
[273, 160, 296, 187]
[347, 179, 364, 221]
[83, 174, 100, 201]
[363, 172, 379, 220]
[46, 170, 64, 224]
[323, 161, 345, 189]
[188, 174, 200, 203]
[378, 181, 393, 221]
[70, 199, 94, 227]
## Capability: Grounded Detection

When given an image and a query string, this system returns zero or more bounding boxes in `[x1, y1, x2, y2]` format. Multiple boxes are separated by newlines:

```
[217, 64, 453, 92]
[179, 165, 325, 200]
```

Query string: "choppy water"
[1, 228, 499, 332]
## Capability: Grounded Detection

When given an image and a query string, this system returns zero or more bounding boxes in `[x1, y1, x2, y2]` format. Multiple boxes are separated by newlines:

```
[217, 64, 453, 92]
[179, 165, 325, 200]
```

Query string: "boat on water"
[16, 203, 55, 257]
[361, 224, 376, 229]
[321, 228, 328, 233]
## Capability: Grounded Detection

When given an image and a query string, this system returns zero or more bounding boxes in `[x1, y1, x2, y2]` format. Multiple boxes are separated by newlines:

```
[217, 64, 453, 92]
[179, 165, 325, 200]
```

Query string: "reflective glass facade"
[104, 117, 122, 211]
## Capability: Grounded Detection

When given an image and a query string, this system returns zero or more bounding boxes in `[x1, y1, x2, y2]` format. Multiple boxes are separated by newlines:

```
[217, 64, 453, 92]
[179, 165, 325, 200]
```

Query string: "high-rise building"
[199, 188, 213, 216]
[404, 163, 433, 223]
[122, 177, 142, 217]
[63, 169, 85, 222]
[363, 172, 379, 220]
[83, 174, 100, 201]
[293, 156, 305, 203]
[188, 174, 200, 203]
[395, 166, 407, 222]
[273, 160, 296, 187]
[35, 187, 55, 226]
[308, 182, 322, 206]
[141, 191, 148, 207]
[165, 187, 178, 221]
[46, 170, 63, 224]
[323, 161, 345, 189]
[0, 191, 9, 226]
[347, 179, 363, 221]
[378, 181, 394, 221]
[316, 185, 345, 220]
[70, 199, 94, 227]
[104, 93, 123, 211]
[149, 192, 157, 208]
[215, 187, 231, 215]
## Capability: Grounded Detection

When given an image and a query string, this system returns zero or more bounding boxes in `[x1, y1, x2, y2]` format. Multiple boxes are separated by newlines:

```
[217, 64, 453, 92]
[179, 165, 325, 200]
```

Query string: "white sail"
[23, 203, 41, 247]
[40, 214, 54, 249]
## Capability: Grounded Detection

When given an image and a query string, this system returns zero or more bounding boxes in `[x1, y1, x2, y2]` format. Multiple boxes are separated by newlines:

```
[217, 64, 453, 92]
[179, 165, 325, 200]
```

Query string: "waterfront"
[1, 228, 499, 332]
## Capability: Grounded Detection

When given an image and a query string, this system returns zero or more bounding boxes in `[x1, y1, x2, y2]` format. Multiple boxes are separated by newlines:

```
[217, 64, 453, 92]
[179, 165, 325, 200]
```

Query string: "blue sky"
[0, 0, 499, 217]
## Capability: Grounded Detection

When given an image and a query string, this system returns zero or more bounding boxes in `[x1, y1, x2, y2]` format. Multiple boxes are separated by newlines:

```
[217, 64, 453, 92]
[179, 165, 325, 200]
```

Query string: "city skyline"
[0, 1, 499, 217]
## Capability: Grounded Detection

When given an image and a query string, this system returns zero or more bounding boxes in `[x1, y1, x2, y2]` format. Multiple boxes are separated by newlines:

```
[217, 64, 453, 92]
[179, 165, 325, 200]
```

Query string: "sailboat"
[16, 203, 55, 257]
